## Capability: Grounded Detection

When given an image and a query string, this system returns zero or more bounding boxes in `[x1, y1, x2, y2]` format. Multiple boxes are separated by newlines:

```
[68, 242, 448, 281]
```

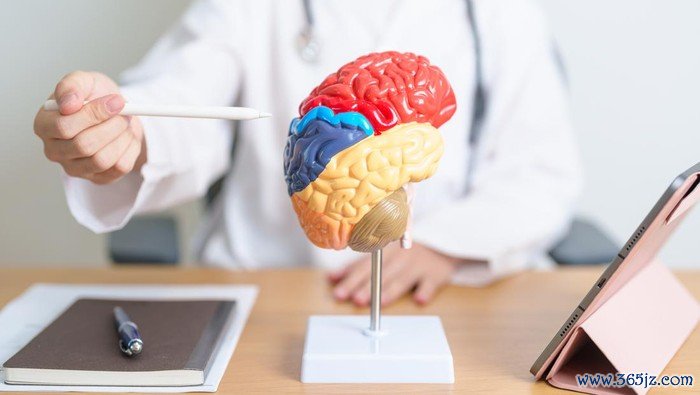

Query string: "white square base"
[301, 315, 454, 383]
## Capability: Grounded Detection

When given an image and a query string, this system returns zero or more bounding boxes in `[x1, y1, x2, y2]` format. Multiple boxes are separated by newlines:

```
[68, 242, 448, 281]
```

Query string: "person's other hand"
[33, 71, 146, 184]
[328, 242, 460, 306]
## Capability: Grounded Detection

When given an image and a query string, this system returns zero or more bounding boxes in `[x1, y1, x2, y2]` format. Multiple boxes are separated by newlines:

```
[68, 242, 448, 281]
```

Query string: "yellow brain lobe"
[292, 122, 443, 249]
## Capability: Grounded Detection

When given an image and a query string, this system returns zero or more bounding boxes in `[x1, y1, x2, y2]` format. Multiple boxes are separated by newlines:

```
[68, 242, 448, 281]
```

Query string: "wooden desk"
[0, 266, 697, 394]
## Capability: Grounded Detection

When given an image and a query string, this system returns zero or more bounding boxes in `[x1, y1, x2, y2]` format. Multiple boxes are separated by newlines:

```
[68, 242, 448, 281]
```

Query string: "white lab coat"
[62, 0, 582, 285]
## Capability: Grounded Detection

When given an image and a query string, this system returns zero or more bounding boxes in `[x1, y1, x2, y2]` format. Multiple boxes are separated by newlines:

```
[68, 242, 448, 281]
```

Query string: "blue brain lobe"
[283, 118, 370, 195]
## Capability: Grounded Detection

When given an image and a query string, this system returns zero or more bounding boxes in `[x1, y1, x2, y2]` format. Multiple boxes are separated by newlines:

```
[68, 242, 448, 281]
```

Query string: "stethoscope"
[297, 0, 321, 63]
[296, 0, 487, 191]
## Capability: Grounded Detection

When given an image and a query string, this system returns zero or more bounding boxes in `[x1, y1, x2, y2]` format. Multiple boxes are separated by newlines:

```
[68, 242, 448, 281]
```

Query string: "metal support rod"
[369, 249, 383, 332]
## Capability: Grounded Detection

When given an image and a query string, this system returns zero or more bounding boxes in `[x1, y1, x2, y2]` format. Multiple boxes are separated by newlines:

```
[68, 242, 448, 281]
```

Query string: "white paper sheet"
[0, 283, 258, 392]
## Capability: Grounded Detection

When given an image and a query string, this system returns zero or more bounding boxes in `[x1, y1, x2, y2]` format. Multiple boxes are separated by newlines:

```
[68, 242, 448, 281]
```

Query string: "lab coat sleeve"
[62, 0, 242, 233]
[411, 0, 583, 285]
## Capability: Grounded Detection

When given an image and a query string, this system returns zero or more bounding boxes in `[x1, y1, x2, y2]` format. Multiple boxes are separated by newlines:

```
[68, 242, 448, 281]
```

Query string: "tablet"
[530, 162, 700, 379]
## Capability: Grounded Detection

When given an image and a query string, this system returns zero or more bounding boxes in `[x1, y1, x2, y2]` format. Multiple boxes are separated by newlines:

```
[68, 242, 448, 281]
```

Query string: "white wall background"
[538, 0, 700, 267]
[1, 0, 698, 268]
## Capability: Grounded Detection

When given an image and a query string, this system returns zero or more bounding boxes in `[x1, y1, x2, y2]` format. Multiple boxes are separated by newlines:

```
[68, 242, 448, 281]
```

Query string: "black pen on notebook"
[114, 306, 143, 356]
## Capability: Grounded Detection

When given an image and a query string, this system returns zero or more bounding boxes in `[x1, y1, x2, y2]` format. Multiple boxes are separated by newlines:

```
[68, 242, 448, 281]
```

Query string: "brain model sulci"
[284, 51, 456, 252]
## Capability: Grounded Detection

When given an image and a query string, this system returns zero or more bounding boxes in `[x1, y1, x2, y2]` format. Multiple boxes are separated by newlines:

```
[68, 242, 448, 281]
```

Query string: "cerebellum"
[284, 51, 456, 251]
[348, 188, 409, 253]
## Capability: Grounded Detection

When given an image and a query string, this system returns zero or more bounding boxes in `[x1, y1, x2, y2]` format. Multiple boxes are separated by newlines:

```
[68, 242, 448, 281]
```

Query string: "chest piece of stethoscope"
[297, 26, 320, 63]
[297, 0, 320, 63]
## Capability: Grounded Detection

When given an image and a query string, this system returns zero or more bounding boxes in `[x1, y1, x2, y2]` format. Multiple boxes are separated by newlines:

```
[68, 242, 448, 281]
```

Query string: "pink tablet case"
[546, 260, 699, 394]
[541, 170, 700, 394]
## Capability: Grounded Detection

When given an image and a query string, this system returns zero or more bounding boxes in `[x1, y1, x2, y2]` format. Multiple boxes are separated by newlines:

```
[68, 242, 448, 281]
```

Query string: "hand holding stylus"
[33, 71, 145, 185]
[33, 71, 271, 185]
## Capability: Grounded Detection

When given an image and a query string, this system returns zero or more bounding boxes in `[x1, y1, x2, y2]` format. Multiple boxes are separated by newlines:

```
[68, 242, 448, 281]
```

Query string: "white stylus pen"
[43, 100, 272, 121]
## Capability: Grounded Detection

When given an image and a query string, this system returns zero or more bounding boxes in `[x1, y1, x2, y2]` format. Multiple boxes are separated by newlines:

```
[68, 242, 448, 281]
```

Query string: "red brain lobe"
[299, 51, 457, 134]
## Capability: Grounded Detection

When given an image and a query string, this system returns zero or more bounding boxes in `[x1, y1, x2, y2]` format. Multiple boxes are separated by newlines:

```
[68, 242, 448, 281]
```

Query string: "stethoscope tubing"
[297, 0, 487, 192]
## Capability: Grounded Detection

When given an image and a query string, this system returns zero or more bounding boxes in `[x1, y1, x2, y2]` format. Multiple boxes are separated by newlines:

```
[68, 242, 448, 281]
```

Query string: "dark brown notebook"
[2, 298, 236, 386]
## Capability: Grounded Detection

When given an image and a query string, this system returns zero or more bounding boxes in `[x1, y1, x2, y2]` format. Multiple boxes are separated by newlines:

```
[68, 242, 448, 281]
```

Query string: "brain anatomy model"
[284, 51, 456, 253]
